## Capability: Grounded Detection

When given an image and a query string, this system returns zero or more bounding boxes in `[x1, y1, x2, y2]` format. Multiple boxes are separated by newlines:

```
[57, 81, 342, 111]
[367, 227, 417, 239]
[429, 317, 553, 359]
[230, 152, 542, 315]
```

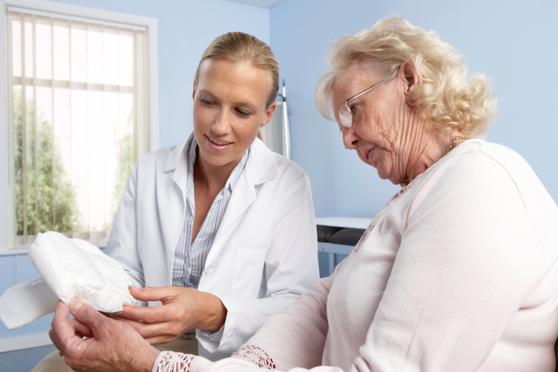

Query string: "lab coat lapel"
[167, 135, 193, 198]
[204, 139, 278, 267]
[161, 136, 191, 265]
[217, 173, 257, 238]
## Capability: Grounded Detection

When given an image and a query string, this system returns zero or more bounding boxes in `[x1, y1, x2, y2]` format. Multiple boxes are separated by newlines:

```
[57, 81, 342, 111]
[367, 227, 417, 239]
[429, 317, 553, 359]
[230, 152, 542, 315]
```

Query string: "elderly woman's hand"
[114, 286, 227, 345]
[50, 300, 159, 372]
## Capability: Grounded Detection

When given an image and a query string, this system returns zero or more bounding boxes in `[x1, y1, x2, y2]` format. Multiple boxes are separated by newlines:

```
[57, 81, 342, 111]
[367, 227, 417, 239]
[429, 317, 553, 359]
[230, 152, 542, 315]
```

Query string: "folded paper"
[0, 231, 141, 329]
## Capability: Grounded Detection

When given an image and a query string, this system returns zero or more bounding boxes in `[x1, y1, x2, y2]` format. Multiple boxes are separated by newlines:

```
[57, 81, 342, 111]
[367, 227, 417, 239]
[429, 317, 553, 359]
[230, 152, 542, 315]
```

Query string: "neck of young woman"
[194, 153, 242, 193]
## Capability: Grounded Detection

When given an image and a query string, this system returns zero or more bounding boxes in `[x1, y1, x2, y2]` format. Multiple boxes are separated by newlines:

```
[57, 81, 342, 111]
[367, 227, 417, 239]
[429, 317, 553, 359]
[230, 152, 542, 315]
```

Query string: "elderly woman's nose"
[342, 127, 359, 149]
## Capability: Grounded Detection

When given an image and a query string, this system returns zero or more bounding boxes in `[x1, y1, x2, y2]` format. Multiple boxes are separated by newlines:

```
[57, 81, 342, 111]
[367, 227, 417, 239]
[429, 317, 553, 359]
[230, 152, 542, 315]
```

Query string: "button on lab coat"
[105, 135, 319, 359]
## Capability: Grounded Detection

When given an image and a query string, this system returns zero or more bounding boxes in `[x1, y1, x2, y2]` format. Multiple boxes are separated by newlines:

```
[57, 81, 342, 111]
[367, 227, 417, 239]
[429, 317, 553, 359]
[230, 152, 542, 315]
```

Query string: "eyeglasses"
[338, 76, 393, 129]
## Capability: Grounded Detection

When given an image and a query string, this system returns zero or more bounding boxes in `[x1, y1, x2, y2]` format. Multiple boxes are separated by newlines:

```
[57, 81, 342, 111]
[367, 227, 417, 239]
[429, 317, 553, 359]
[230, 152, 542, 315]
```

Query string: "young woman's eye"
[200, 97, 215, 105]
[235, 107, 252, 117]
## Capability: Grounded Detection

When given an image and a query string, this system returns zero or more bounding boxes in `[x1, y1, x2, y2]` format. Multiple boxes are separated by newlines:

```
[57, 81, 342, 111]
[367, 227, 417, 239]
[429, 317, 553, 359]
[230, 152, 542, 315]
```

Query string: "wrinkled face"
[331, 62, 422, 185]
[193, 59, 275, 169]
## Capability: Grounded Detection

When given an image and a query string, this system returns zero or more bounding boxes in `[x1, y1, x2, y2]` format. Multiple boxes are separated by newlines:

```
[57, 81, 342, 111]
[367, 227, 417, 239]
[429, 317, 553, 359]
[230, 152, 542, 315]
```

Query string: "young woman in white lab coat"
[107, 32, 319, 360]
[41, 32, 319, 370]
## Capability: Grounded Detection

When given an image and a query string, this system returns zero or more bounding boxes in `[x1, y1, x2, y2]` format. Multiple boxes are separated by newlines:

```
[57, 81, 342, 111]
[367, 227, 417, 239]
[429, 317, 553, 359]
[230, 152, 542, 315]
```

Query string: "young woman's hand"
[50, 300, 159, 372]
[115, 286, 227, 345]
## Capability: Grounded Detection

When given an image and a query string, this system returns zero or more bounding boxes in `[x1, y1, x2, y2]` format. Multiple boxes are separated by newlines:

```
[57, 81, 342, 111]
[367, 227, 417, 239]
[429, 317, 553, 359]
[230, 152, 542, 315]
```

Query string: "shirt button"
[205, 266, 214, 275]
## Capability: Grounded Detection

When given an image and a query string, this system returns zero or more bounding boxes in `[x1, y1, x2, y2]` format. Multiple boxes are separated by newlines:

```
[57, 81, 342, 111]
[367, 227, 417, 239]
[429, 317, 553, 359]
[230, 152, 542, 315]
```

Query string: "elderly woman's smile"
[363, 145, 376, 163]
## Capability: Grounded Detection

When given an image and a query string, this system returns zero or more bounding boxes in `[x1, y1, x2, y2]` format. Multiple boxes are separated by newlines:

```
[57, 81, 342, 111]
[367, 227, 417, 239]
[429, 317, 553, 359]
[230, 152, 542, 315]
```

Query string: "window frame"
[0, 0, 159, 251]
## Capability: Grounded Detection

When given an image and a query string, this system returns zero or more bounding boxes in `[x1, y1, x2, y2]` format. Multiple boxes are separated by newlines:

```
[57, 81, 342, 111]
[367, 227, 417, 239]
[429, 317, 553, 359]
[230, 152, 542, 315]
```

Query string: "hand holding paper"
[0, 231, 141, 329]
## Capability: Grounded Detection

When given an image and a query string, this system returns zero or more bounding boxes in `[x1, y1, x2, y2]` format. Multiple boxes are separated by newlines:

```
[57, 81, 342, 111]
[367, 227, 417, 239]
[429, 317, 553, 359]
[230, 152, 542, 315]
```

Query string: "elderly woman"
[50, 17, 558, 371]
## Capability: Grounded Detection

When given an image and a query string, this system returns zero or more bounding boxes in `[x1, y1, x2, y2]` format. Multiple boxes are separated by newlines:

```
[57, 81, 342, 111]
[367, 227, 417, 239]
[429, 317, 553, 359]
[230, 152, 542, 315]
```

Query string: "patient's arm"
[50, 300, 158, 372]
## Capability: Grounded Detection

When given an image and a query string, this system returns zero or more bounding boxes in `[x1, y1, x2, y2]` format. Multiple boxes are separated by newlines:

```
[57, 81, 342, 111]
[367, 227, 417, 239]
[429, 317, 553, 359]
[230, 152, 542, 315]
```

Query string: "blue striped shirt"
[172, 138, 249, 288]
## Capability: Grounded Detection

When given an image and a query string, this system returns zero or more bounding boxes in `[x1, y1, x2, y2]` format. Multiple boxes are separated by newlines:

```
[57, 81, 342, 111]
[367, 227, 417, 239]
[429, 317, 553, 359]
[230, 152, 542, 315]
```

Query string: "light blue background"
[1, 0, 558, 347]
[271, 0, 558, 218]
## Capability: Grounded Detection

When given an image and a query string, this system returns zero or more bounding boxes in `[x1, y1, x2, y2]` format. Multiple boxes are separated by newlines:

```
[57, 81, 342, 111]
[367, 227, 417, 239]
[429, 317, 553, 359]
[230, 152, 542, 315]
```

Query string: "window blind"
[6, 6, 151, 246]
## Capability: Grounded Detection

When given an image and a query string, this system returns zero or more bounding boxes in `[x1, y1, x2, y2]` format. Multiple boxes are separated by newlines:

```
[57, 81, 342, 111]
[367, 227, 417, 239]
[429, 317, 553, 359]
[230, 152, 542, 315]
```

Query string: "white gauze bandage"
[0, 231, 141, 329]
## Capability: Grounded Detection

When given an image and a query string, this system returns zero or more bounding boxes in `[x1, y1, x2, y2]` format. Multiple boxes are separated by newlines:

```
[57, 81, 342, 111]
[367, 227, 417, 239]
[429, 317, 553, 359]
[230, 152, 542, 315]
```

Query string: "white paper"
[0, 279, 57, 329]
[0, 231, 141, 329]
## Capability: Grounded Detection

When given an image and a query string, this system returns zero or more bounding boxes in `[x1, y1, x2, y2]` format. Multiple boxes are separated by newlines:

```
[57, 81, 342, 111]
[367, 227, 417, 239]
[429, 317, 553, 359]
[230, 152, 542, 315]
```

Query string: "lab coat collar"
[162, 134, 281, 269]
[162, 137, 190, 200]
[163, 136, 189, 173]
[161, 134, 280, 257]
[244, 136, 280, 185]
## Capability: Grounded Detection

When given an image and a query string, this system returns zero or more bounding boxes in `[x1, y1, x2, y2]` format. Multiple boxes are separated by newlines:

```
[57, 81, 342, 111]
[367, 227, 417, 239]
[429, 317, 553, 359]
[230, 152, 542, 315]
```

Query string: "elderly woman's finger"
[68, 299, 108, 335]
[50, 301, 79, 353]
[53, 300, 70, 321]
[48, 328, 63, 352]
[71, 318, 93, 338]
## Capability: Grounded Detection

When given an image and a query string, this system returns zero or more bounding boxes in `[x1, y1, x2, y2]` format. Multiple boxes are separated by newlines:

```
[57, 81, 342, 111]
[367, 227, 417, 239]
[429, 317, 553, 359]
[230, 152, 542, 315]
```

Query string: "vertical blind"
[6, 7, 151, 246]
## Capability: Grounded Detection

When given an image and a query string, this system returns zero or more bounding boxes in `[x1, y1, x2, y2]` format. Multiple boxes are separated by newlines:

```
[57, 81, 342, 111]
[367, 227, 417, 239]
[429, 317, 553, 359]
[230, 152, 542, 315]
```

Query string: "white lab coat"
[104, 135, 319, 360]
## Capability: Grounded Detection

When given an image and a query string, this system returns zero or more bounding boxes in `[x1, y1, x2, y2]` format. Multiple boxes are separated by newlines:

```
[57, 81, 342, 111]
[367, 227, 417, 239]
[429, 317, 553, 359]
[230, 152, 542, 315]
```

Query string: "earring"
[406, 95, 416, 105]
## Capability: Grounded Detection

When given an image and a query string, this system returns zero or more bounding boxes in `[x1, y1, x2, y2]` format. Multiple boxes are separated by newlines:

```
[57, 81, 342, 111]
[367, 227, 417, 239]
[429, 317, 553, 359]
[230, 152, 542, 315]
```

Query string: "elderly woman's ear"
[400, 62, 420, 105]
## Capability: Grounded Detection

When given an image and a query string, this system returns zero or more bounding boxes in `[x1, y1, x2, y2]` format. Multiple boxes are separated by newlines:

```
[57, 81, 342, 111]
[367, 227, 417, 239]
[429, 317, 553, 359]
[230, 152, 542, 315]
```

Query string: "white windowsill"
[0, 245, 105, 256]
[0, 248, 29, 256]
[0, 332, 52, 352]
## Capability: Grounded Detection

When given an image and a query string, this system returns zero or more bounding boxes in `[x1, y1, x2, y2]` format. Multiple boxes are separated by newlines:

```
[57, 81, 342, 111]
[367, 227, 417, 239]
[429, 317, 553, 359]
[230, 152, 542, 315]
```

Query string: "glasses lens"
[338, 106, 352, 128]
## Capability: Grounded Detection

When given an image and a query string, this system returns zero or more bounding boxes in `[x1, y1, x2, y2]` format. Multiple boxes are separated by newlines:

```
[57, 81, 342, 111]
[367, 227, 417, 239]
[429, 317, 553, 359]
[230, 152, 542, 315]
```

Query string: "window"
[0, 0, 159, 249]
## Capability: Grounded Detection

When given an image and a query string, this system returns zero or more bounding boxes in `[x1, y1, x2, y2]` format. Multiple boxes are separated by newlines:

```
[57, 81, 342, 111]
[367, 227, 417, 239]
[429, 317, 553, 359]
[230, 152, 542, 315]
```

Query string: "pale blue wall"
[270, 0, 558, 218]
[0, 0, 269, 344]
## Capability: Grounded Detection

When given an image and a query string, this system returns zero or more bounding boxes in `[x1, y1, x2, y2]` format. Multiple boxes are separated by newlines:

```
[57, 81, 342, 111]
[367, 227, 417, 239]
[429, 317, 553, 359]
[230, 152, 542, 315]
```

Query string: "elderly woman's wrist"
[132, 345, 159, 372]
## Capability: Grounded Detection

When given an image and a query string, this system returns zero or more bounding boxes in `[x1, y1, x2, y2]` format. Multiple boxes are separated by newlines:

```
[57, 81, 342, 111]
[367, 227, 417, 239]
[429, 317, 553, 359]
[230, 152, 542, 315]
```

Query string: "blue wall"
[0, 0, 269, 345]
[270, 0, 558, 218]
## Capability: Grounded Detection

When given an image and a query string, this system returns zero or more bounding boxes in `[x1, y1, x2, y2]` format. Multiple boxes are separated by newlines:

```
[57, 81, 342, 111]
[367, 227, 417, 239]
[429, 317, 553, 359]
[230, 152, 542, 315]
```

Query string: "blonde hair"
[316, 17, 496, 137]
[194, 32, 279, 107]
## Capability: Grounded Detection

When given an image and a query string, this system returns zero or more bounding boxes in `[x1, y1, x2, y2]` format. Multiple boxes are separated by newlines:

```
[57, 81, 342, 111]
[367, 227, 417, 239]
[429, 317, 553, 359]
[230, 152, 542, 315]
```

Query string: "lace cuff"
[231, 344, 276, 369]
[152, 351, 195, 372]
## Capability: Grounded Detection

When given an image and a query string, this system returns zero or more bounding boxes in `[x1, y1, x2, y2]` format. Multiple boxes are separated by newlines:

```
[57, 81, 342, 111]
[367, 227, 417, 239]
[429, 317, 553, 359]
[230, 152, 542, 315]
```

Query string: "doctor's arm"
[117, 285, 227, 345]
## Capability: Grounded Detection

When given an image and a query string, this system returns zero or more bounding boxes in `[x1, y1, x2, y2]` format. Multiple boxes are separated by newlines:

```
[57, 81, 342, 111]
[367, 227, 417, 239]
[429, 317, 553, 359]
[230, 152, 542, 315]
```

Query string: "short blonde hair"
[316, 17, 496, 137]
[194, 32, 279, 107]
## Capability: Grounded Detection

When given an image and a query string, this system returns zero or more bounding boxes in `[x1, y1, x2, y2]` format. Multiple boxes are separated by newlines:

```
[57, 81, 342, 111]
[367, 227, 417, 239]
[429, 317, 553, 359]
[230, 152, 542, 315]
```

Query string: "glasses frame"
[338, 75, 394, 129]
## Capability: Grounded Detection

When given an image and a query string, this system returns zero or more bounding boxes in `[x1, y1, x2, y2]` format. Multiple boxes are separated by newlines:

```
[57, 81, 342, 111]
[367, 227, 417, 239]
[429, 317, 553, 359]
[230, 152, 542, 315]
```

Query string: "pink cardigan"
[157, 140, 558, 372]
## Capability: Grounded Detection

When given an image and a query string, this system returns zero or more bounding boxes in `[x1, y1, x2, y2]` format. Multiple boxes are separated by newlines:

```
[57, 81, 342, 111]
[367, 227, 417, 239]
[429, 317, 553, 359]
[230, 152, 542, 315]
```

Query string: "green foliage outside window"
[14, 94, 77, 236]
[13, 93, 135, 240]
[112, 132, 134, 215]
